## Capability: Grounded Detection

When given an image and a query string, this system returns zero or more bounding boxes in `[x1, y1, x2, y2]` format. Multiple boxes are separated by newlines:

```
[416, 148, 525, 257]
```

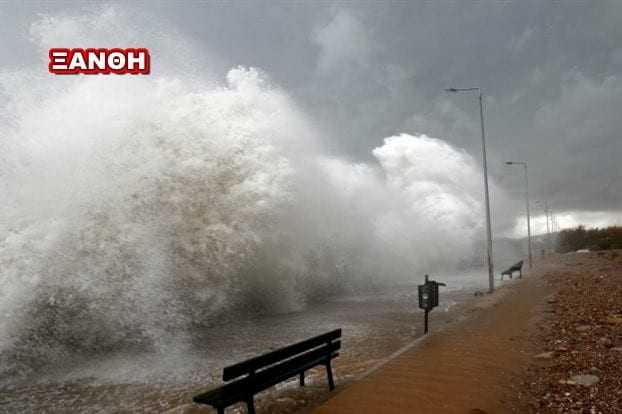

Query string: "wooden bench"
[501, 260, 523, 280]
[193, 329, 341, 414]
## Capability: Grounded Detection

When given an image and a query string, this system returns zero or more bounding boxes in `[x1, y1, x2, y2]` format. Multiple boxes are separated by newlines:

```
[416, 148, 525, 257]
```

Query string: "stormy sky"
[2, 0, 621, 235]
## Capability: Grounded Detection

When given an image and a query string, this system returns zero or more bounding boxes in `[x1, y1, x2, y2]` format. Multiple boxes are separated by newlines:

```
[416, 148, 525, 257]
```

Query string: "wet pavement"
[314, 275, 546, 414]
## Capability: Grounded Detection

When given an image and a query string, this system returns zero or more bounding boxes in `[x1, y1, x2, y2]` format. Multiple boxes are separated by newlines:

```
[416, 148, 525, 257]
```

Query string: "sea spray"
[0, 6, 496, 383]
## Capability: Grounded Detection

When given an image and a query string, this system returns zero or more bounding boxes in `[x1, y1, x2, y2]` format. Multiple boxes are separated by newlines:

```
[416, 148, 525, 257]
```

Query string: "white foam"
[0, 6, 500, 382]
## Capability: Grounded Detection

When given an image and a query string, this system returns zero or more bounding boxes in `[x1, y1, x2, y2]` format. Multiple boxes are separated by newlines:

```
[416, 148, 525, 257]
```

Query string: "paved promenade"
[314, 276, 548, 414]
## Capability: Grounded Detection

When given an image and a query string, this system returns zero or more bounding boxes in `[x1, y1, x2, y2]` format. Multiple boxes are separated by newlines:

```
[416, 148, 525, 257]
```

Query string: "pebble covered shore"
[522, 251, 622, 413]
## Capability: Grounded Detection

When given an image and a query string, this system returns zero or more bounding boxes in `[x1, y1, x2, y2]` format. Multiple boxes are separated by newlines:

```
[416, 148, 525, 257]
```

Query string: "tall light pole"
[549, 205, 557, 252]
[446, 87, 494, 293]
[505, 161, 532, 269]
[545, 201, 551, 253]
[535, 200, 551, 255]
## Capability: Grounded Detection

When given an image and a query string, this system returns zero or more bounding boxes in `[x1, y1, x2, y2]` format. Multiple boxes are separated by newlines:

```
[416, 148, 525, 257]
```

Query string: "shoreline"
[1, 266, 562, 414]
[0, 277, 498, 413]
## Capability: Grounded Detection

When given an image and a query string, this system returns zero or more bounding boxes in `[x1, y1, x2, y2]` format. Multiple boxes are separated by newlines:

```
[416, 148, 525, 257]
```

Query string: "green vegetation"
[556, 226, 622, 253]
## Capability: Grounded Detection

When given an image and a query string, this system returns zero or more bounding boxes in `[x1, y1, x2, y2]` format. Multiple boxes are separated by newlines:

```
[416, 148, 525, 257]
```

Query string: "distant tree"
[556, 225, 622, 253]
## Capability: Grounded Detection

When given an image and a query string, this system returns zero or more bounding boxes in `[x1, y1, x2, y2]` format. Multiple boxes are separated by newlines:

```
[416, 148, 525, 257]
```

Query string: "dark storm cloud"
[2, 0, 621, 219]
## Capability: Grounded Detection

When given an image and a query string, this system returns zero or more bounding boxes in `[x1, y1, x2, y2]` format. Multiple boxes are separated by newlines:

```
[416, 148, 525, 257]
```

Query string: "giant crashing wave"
[0, 7, 489, 383]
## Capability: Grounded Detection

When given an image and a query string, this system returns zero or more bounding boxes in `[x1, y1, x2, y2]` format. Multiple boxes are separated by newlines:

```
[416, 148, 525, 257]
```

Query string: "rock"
[546, 294, 558, 304]
[575, 325, 591, 332]
[534, 351, 555, 359]
[598, 337, 613, 348]
[606, 315, 622, 325]
[170, 405, 203, 414]
[569, 374, 599, 387]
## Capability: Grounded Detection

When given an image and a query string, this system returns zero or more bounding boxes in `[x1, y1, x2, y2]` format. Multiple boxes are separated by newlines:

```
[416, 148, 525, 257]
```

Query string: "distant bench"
[193, 329, 341, 414]
[501, 260, 523, 280]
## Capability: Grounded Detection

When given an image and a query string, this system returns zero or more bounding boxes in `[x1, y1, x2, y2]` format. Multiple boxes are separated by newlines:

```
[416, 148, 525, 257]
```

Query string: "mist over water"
[0, 7, 492, 383]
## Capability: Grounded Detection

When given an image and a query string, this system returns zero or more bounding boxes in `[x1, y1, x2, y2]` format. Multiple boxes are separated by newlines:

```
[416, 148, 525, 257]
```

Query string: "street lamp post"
[544, 201, 551, 253]
[505, 161, 533, 269]
[446, 87, 494, 293]
[548, 204, 556, 252]
[535, 200, 551, 255]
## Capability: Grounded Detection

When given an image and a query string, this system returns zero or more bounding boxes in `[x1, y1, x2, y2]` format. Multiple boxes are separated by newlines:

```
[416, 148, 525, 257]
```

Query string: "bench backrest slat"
[223, 329, 341, 381]
[250, 341, 341, 390]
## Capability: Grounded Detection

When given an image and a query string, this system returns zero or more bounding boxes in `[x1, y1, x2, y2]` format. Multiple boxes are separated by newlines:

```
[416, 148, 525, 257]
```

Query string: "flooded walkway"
[0, 283, 475, 413]
[2, 270, 525, 413]
[314, 275, 549, 414]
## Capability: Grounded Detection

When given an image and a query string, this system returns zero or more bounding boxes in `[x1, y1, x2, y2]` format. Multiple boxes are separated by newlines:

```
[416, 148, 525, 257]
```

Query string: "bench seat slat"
[223, 329, 341, 381]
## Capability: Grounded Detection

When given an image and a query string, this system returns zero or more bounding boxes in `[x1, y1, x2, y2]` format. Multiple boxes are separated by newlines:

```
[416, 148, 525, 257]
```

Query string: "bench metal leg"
[246, 397, 256, 414]
[299, 371, 305, 386]
[326, 361, 335, 391]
